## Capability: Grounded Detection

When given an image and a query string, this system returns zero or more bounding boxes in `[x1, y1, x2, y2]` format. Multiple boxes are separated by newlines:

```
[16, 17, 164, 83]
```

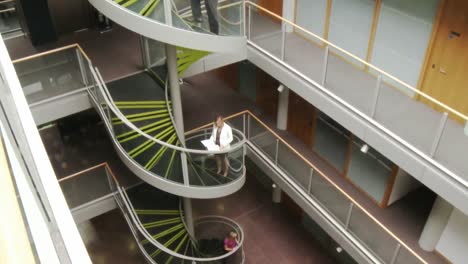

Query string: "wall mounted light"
[360, 144, 369, 153]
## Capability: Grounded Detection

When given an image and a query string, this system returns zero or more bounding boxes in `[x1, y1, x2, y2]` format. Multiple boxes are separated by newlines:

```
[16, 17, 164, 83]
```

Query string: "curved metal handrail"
[92, 66, 246, 155]
[89, 0, 246, 53]
[89, 91, 246, 198]
[117, 185, 244, 262]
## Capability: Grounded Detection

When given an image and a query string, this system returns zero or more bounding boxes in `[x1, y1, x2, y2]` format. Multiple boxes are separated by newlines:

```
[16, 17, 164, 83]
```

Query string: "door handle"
[439, 67, 447, 75]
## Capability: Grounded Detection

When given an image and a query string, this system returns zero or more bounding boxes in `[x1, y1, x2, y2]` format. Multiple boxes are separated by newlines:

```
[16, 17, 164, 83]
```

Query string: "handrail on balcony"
[59, 162, 121, 185]
[245, 1, 468, 123]
[0, 136, 36, 263]
[11, 43, 91, 64]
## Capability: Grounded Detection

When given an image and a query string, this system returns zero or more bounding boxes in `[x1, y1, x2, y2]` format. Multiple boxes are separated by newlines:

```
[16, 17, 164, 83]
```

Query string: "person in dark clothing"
[190, 0, 219, 34]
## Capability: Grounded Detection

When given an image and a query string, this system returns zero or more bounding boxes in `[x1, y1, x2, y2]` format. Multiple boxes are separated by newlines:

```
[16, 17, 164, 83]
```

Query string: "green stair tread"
[145, 0, 166, 23]
[126, 0, 151, 13]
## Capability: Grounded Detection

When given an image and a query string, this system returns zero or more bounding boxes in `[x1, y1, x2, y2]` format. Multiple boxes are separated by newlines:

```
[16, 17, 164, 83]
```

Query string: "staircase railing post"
[163, 0, 173, 26]
[75, 49, 89, 86]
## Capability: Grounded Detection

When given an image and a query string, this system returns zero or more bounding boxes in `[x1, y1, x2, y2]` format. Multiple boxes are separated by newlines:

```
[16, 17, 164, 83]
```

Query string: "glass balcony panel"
[394, 246, 423, 264]
[249, 6, 282, 59]
[325, 47, 376, 115]
[14, 49, 84, 104]
[171, 0, 243, 36]
[277, 142, 310, 191]
[309, 172, 350, 224]
[433, 118, 468, 183]
[348, 206, 399, 263]
[59, 166, 112, 209]
[374, 81, 442, 155]
[283, 26, 326, 84]
[248, 117, 277, 160]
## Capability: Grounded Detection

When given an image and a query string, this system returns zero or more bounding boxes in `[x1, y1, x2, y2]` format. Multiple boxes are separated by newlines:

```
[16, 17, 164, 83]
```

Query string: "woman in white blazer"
[210, 115, 233, 176]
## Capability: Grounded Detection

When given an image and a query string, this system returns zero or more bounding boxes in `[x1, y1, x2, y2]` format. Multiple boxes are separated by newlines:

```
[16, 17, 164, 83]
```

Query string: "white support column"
[419, 196, 453, 251]
[272, 184, 282, 203]
[276, 85, 289, 130]
[282, 0, 295, 32]
[165, 44, 195, 236]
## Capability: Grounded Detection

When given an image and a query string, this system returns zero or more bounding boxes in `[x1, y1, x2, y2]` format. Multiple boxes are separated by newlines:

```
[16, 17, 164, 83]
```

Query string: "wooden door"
[212, 64, 239, 91]
[258, 0, 283, 16]
[420, 0, 468, 123]
[48, 0, 93, 35]
[256, 68, 279, 118]
[287, 92, 316, 148]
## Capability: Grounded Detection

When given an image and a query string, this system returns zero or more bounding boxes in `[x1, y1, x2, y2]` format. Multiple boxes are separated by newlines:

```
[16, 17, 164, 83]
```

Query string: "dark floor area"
[5, 25, 142, 82]
[39, 109, 137, 187]
[79, 209, 147, 264]
[192, 168, 344, 264]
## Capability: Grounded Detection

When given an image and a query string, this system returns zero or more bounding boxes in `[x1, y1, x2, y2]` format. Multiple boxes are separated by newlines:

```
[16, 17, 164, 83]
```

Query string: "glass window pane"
[313, 112, 349, 172]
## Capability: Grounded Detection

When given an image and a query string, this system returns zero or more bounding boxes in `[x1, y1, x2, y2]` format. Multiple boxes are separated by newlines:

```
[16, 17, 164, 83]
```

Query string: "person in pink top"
[224, 231, 239, 252]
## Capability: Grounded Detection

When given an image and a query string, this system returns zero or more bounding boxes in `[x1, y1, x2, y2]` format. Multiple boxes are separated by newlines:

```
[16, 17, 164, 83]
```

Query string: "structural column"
[165, 44, 195, 236]
[418, 196, 453, 251]
[276, 84, 289, 130]
[272, 183, 282, 203]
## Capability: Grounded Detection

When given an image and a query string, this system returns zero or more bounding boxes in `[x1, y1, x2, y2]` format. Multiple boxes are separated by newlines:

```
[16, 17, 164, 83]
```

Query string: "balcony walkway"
[249, 13, 468, 188]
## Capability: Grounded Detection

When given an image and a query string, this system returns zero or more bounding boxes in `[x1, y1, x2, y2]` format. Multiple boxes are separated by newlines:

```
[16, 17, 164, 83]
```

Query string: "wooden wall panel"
[258, 0, 283, 17]
[211, 63, 239, 91]
[256, 68, 279, 118]
[287, 91, 316, 148]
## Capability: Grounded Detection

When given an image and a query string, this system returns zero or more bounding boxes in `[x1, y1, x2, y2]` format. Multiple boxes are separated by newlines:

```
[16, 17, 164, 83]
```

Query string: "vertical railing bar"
[243, 113, 246, 135]
[344, 203, 354, 230]
[390, 244, 402, 264]
[241, 0, 246, 36]
[430, 112, 448, 157]
[163, 0, 173, 26]
[307, 168, 313, 194]
[371, 74, 382, 118]
[247, 5, 252, 40]
[106, 105, 113, 134]
[274, 138, 279, 165]
[75, 49, 88, 86]
[247, 114, 251, 140]
[281, 23, 286, 61]
[321, 46, 329, 86]
[144, 37, 151, 68]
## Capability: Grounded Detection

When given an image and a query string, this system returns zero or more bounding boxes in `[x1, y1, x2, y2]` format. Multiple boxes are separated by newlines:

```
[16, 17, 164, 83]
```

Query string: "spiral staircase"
[89, 0, 246, 53]
[84, 0, 248, 262]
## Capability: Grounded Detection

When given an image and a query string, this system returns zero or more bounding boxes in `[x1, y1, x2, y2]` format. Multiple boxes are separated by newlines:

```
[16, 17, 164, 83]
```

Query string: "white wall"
[295, 0, 327, 44]
[370, 0, 439, 95]
[436, 208, 468, 264]
[328, 0, 375, 60]
[388, 168, 421, 205]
